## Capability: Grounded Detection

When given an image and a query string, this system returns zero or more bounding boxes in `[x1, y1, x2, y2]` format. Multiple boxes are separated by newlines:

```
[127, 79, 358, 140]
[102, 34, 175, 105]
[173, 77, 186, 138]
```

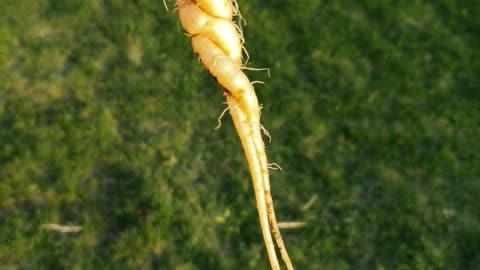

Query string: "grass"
[1, 0, 479, 269]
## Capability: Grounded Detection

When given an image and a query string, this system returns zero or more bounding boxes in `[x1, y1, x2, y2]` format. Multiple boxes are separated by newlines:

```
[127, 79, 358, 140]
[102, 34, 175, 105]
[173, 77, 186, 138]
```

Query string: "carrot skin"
[176, 1, 293, 269]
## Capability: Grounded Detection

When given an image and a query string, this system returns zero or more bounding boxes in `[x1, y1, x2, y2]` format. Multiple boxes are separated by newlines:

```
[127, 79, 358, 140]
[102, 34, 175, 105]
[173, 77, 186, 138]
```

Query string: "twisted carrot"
[176, 1, 293, 269]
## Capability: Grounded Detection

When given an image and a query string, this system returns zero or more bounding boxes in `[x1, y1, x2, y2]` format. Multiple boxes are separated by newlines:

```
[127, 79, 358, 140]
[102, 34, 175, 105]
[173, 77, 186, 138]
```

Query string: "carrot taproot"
[176, 1, 293, 269]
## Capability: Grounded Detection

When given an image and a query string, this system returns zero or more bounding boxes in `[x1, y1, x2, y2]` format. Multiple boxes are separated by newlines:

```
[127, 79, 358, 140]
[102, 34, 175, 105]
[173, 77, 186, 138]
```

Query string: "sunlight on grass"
[1, 1, 479, 269]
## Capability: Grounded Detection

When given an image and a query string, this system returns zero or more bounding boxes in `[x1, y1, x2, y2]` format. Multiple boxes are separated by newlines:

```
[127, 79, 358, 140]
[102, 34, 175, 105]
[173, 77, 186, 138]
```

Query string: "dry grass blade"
[41, 223, 82, 233]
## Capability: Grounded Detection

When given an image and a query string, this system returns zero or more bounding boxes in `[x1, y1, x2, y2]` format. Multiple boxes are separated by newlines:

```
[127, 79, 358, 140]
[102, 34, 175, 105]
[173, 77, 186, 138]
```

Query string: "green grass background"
[1, 0, 479, 269]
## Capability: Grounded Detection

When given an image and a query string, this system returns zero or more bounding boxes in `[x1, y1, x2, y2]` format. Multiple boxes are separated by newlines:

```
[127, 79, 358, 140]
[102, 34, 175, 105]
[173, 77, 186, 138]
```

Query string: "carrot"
[176, 1, 293, 269]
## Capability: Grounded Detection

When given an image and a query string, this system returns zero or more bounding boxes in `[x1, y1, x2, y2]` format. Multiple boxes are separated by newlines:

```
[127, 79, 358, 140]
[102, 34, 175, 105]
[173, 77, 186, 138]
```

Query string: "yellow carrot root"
[176, 1, 293, 269]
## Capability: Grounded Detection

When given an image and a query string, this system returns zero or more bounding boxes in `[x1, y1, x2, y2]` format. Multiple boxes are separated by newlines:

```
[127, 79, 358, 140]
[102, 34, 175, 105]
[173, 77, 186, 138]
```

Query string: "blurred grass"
[1, 0, 479, 269]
